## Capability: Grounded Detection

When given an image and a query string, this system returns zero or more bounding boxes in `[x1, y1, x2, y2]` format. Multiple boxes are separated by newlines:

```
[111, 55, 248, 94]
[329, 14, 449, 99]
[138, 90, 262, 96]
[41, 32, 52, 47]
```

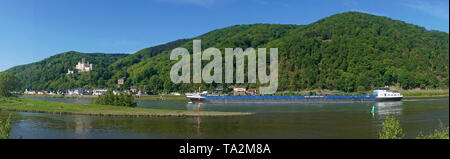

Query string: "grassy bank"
[0, 97, 251, 117]
[399, 89, 449, 98]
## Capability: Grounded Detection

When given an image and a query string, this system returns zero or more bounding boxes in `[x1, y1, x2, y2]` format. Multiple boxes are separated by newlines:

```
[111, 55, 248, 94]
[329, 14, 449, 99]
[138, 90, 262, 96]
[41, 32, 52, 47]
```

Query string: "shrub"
[416, 124, 449, 139]
[0, 72, 19, 97]
[92, 90, 136, 107]
[379, 115, 405, 139]
[0, 113, 12, 139]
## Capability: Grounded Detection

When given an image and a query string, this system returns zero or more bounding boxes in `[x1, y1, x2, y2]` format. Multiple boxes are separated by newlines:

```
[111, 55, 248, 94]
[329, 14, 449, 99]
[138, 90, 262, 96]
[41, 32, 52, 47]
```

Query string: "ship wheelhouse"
[373, 87, 403, 101]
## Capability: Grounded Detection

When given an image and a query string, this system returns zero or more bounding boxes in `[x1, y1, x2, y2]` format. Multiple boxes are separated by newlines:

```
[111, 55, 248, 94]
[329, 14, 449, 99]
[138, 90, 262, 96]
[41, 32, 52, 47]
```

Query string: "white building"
[93, 88, 108, 96]
[24, 89, 37, 95]
[68, 88, 86, 95]
[68, 58, 93, 74]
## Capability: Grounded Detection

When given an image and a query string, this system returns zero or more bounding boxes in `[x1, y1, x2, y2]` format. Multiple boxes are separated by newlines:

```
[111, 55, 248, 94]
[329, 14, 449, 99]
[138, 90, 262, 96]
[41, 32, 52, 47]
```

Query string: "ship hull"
[188, 95, 381, 104]
[375, 97, 403, 102]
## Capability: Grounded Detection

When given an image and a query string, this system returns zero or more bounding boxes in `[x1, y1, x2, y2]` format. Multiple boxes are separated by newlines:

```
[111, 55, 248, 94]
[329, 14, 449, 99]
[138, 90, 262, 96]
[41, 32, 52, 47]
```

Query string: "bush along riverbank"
[0, 97, 252, 117]
[379, 115, 449, 139]
[0, 113, 12, 139]
[91, 90, 136, 107]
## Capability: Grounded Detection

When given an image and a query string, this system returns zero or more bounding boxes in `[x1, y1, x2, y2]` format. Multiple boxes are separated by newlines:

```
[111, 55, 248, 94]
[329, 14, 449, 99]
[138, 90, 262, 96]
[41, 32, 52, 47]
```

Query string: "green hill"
[6, 51, 128, 91]
[265, 12, 449, 91]
[4, 12, 449, 93]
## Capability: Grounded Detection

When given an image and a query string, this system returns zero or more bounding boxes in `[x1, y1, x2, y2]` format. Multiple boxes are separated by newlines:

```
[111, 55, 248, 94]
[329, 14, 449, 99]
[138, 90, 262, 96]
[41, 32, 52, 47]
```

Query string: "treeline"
[0, 72, 19, 97]
[4, 12, 449, 94]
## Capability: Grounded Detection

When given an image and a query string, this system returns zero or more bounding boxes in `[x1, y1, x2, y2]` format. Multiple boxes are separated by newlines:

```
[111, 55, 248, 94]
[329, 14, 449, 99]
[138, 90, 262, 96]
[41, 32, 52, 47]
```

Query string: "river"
[0, 97, 448, 139]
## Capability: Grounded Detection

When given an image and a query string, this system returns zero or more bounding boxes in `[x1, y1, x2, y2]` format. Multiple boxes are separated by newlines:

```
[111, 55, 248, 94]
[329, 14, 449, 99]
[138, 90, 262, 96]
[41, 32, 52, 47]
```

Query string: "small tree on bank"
[91, 90, 136, 107]
[0, 72, 19, 97]
[379, 115, 405, 139]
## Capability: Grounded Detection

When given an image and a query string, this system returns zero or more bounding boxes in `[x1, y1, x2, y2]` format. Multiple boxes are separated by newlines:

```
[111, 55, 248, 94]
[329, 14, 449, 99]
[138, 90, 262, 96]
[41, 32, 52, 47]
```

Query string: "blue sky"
[0, 0, 448, 71]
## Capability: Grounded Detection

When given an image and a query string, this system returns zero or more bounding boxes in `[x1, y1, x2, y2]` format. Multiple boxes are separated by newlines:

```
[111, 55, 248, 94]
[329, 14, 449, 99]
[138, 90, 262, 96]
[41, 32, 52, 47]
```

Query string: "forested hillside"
[266, 12, 449, 91]
[5, 12, 449, 93]
[6, 51, 128, 91]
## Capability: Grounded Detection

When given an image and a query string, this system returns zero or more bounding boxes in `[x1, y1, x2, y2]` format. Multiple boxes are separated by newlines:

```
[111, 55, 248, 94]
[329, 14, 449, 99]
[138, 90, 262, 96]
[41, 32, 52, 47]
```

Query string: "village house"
[93, 88, 108, 96]
[24, 89, 37, 95]
[118, 77, 126, 85]
[246, 89, 258, 95]
[37, 91, 48, 95]
[130, 86, 139, 94]
[233, 87, 246, 95]
[68, 88, 86, 96]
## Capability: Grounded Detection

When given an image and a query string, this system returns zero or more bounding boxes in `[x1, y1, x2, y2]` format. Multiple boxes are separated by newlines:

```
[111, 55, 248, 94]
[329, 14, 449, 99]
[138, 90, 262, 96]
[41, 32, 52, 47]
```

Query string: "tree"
[0, 113, 12, 139]
[379, 115, 405, 139]
[91, 90, 136, 107]
[0, 72, 19, 97]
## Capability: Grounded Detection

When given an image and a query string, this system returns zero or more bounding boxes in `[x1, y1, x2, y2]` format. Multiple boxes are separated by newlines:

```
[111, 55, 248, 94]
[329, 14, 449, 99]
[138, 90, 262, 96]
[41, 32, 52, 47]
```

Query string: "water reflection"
[73, 115, 92, 136]
[375, 101, 403, 116]
[197, 116, 201, 135]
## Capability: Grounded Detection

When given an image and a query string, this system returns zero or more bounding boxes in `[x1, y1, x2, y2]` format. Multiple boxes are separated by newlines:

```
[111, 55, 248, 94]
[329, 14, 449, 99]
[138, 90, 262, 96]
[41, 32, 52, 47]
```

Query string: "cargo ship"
[187, 87, 402, 104]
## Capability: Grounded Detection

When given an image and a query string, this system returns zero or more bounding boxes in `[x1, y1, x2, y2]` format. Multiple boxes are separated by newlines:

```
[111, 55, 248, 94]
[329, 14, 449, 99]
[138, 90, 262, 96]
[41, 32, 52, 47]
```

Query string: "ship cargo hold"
[187, 88, 402, 104]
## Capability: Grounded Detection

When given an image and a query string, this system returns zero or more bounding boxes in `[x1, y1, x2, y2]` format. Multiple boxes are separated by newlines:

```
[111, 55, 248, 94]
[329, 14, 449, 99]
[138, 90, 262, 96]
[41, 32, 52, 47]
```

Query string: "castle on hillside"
[67, 58, 93, 74]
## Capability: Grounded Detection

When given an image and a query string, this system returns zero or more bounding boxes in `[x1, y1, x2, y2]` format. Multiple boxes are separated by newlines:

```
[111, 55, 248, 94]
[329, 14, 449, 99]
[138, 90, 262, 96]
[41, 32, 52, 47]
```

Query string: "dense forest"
[4, 12, 449, 94]
[6, 52, 128, 91]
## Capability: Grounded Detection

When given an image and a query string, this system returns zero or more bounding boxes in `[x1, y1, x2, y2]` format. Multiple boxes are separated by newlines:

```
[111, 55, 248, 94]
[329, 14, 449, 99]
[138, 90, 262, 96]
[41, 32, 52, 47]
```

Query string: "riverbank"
[21, 94, 188, 101]
[19, 89, 448, 101]
[0, 97, 252, 117]
[399, 89, 449, 99]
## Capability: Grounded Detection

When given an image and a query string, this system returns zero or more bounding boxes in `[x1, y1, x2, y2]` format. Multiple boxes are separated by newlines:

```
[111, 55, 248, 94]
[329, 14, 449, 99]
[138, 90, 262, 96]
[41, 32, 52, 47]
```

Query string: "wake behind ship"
[187, 88, 402, 104]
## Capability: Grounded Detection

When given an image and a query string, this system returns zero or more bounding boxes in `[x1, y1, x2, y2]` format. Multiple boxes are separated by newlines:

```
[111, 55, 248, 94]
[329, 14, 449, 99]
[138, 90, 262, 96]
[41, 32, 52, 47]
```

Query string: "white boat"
[373, 87, 403, 102]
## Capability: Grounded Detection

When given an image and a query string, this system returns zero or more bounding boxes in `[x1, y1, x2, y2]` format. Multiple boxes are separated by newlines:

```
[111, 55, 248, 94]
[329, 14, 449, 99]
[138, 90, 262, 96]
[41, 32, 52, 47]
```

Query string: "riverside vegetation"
[0, 97, 252, 117]
[0, 72, 17, 139]
[91, 90, 137, 107]
[379, 115, 449, 139]
[0, 113, 12, 139]
[0, 72, 19, 97]
[0, 72, 251, 117]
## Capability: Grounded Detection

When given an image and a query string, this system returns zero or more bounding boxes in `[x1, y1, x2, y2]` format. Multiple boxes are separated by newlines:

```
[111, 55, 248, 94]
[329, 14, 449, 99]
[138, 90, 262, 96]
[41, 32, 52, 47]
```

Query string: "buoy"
[371, 105, 375, 114]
